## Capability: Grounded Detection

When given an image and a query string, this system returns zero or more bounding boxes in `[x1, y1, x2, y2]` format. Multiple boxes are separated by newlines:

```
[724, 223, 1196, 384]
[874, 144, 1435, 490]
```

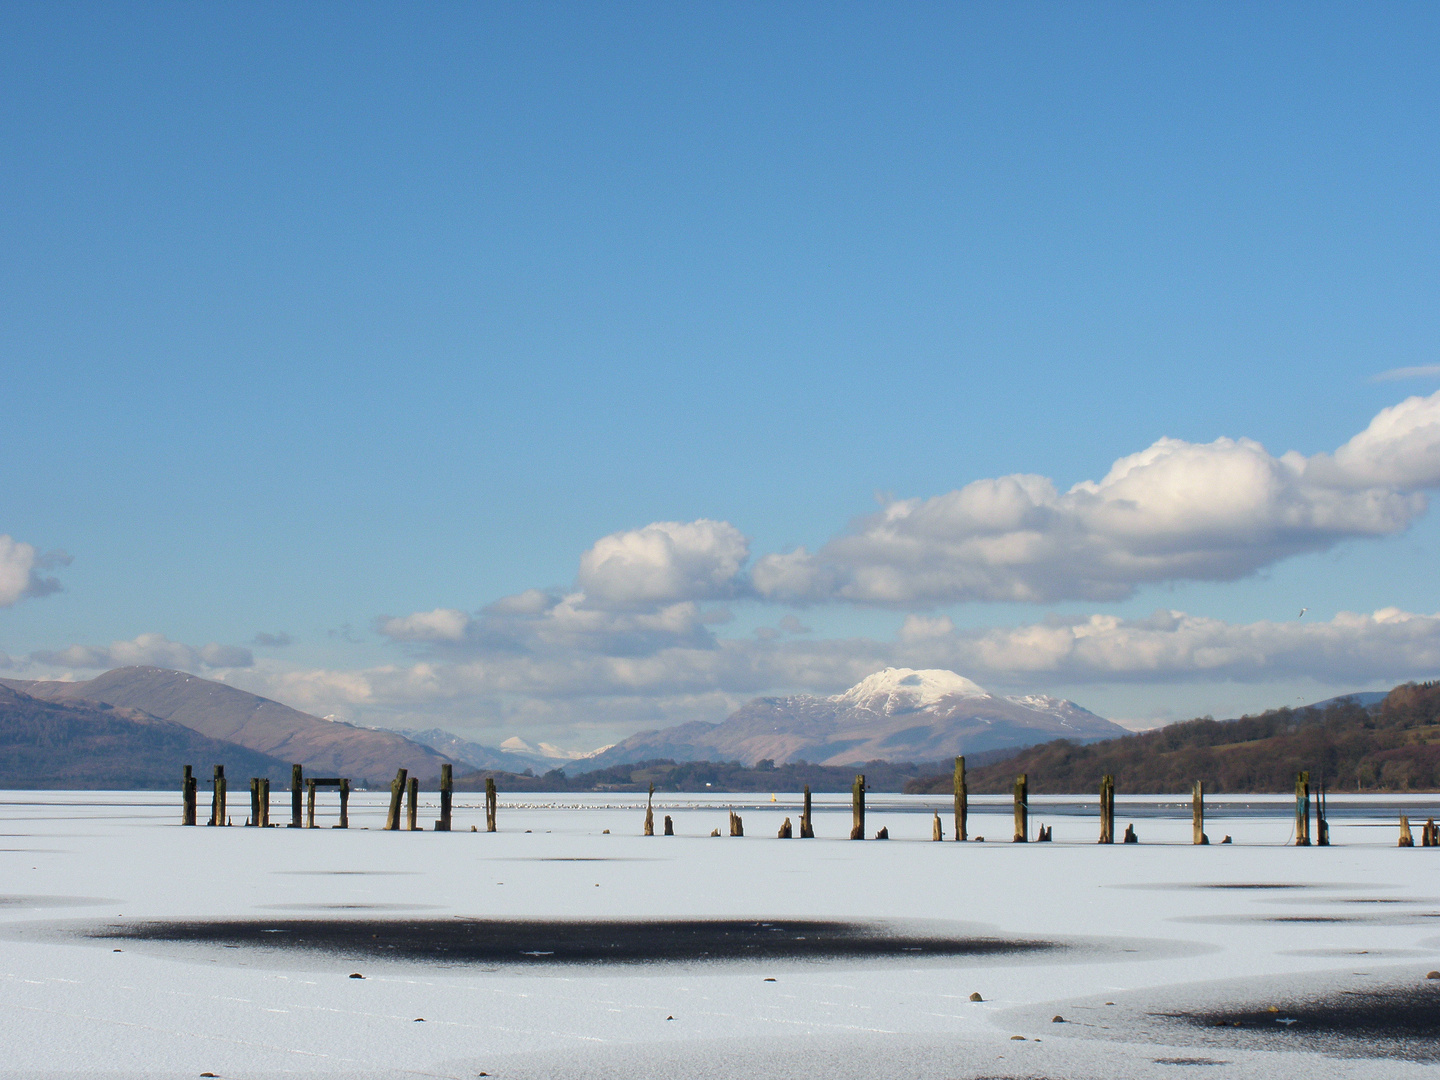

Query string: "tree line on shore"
[904, 682, 1440, 795]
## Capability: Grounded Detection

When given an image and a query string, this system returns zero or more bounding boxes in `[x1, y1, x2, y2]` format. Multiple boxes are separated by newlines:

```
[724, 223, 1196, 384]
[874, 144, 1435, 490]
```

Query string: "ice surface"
[1, 789, 1439, 1078]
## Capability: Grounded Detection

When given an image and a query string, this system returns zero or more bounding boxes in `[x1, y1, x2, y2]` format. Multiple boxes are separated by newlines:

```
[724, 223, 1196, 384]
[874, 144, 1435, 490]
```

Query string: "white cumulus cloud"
[577, 519, 749, 608]
[753, 391, 1440, 605]
[0, 535, 67, 607]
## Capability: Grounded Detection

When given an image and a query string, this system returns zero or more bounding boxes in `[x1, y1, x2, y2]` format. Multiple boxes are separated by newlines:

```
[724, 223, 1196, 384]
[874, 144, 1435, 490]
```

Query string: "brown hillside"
[0, 667, 449, 784]
[905, 683, 1440, 795]
[0, 684, 288, 788]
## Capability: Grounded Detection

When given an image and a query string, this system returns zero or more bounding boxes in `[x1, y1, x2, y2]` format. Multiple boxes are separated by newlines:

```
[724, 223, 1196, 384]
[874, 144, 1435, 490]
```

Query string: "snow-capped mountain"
[581, 667, 1128, 770]
[831, 667, 989, 712]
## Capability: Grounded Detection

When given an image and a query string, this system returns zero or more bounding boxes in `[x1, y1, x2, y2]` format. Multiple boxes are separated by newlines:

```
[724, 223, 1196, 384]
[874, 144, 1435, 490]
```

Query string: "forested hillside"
[905, 683, 1440, 795]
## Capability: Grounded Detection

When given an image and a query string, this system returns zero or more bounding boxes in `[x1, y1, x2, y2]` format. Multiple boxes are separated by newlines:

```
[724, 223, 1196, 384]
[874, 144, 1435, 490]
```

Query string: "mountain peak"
[830, 667, 989, 713]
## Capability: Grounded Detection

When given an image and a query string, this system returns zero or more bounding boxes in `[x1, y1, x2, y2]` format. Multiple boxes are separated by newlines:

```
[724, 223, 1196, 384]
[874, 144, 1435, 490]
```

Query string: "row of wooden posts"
[652, 761, 1365, 846]
[184, 758, 1431, 846]
[182, 763, 494, 833]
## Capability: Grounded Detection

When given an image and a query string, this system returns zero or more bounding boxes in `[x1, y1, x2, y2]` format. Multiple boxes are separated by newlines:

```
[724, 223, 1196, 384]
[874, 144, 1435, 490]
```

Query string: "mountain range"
[0, 682, 288, 788]
[904, 683, 1440, 794]
[387, 728, 567, 774]
[579, 667, 1127, 770]
[0, 667, 448, 784]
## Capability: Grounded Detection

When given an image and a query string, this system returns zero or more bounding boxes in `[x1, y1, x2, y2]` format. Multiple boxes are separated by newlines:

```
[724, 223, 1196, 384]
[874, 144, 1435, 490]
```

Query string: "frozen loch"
[2, 789, 1439, 1079]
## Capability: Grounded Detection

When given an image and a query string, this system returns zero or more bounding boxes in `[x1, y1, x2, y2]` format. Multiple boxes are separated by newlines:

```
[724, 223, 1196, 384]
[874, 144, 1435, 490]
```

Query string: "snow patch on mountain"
[831, 667, 989, 713]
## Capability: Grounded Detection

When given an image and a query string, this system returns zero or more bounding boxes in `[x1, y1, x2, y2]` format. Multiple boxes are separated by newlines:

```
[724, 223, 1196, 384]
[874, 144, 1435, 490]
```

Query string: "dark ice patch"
[1176, 983, 1440, 1061]
[86, 917, 1066, 967]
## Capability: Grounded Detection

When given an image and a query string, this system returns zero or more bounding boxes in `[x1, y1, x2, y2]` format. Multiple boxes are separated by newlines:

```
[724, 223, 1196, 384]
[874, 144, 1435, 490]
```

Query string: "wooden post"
[182, 765, 197, 826]
[1123, 822, 1139, 843]
[406, 776, 419, 831]
[485, 777, 497, 832]
[778, 817, 793, 838]
[800, 785, 814, 838]
[643, 783, 655, 836]
[932, 812, 943, 841]
[1099, 775, 1114, 844]
[259, 778, 270, 827]
[663, 814, 673, 835]
[1013, 774, 1028, 842]
[338, 778, 350, 828]
[729, 810, 744, 836]
[1399, 815, 1414, 846]
[1316, 782, 1329, 846]
[436, 764, 452, 831]
[850, 774, 865, 839]
[385, 768, 407, 831]
[306, 778, 317, 828]
[290, 764, 303, 828]
[954, 756, 967, 841]
[211, 765, 226, 826]
[1192, 780, 1207, 844]
[249, 777, 260, 827]
[1295, 771, 1311, 846]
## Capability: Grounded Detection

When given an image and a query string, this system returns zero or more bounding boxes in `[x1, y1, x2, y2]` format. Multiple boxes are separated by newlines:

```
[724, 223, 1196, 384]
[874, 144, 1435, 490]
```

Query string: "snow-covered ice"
[1, 789, 1439, 1079]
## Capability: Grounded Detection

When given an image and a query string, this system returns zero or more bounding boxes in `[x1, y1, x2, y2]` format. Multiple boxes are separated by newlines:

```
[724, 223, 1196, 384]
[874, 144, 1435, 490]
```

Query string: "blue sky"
[3, 3, 1439, 746]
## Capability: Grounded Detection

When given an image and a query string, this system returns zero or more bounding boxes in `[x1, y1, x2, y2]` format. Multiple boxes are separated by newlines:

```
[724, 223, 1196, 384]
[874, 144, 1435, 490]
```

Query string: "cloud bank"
[212, 605, 1440, 738]
[31, 633, 253, 671]
[753, 390, 1440, 605]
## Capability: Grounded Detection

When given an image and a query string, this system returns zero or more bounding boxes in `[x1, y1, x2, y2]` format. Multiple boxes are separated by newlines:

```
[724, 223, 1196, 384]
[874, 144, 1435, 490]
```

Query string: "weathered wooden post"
[663, 814, 673, 835]
[182, 765, 197, 826]
[778, 817, 793, 838]
[800, 785, 814, 838]
[1295, 771, 1311, 846]
[1192, 781, 1207, 844]
[485, 777, 497, 832]
[338, 778, 350, 828]
[1399, 815, 1414, 847]
[385, 768, 407, 831]
[406, 776, 419, 831]
[932, 813, 943, 841]
[259, 778, 270, 827]
[436, 764, 452, 831]
[1316, 782, 1330, 846]
[1013, 774, 1028, 842]
[248, 778, 261, 826]
[729, 810, 744, 836]
[290, 764, 303, 827]
[954, 756, 967, 841]
[848, 776, 863, 838]
[643, 784, 655, 836]
[1123, 822, 1139, 843]
[210, 764, 226, 826]
[1099, 775, 1115, 844]
[306, 778, 317, 828]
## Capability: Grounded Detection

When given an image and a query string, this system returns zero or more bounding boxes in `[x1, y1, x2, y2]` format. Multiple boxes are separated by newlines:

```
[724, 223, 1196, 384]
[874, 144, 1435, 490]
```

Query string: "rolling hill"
[905, 682, 1440, 794]
[0, 683, 288, 789]
[0, 667, 449, 783]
